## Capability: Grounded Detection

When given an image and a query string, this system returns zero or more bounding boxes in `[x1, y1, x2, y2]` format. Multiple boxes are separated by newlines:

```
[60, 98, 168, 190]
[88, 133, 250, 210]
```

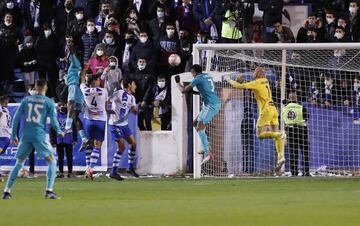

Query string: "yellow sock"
[275, 137, 284, 161]
[258, 131, 282, 139]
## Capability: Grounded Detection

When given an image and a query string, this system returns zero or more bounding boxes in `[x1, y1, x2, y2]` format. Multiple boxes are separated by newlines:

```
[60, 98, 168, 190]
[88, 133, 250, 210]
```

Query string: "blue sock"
[128, 148, 136, 169]
[4, 160, 24, 192]
[79, 130, 87, 142]
[111, 151, 122, 175]
[46, 159, 56, 191]
[65, 118, 73, 130]
[197, 129, 209, 155]
[90, 147, 100, 169]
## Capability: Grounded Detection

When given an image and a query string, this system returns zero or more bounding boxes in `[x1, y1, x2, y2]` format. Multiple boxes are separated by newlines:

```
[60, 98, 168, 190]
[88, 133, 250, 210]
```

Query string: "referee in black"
[282, 92, 310, 177]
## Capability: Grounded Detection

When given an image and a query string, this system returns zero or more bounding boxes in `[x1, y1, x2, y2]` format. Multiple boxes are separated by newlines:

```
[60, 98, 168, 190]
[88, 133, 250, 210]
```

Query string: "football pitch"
[0, 177, 359, 226]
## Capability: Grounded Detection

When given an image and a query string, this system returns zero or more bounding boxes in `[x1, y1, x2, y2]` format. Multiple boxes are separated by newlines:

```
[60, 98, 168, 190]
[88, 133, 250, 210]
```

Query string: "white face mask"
[140, 37, 148, 43]
[26, 43, 33, 48]
[158, 81, 166, 89]
[87, 25, 95, 33]
[6, 2, 14, 9]
[29, 90, 37, 95]
[334, 32, 344, 39]
[157, 11, 165, 18]
[197, 37, 202, 43]
[349, 6, 358, 14]
[105, 37, 113, 44]
[338, 23, 346, 28]
[97, 50, 104, 56]
[109, 62, 116, 67]
[44, 30, 51, 37]
[76, 14, 84, 20]
[138, 64, 146, 71]
[166, 29, 175, 37]
[129, 13, 137, 19]
[4, 21, 11, 26]
[326, 18, 334, 24]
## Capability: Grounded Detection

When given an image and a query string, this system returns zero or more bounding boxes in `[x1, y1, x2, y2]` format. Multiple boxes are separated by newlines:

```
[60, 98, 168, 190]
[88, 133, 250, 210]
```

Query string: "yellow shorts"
[257, 105, 279, 128]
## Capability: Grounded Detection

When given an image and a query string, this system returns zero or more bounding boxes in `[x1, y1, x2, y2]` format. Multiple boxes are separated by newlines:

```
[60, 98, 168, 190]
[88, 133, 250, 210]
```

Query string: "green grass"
[1, 177, 360, 226]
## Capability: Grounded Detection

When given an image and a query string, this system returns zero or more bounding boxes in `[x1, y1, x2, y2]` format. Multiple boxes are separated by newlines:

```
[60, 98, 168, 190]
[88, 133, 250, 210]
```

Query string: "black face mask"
[65, 3, 73, 10]
[103, 9, 110, 15]
[125, 37, 134, 44]
[60, 106, 67, 113]
[307, 35, 315, 41]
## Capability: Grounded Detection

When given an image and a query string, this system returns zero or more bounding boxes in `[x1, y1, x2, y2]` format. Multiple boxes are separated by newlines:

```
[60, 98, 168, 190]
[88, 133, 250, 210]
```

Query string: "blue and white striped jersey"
[109, 89, 136, 126]
[80, 83, 108, 121]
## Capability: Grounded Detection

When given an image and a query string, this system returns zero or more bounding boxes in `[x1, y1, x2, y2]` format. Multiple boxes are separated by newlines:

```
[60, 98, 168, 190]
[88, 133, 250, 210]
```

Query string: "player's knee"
[16, 158, 26, 165]
[45, 155, 55, 162]
[196, 123, 206, 131]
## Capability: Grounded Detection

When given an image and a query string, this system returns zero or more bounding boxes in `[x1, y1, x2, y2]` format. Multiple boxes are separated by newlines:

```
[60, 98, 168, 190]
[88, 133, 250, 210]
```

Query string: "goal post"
[190, 43, 360, 178]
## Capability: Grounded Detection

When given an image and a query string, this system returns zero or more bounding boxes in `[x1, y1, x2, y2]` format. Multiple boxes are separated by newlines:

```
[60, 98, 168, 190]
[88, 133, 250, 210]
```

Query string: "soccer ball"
[18, 167, 29, 178]
[168, 54, 181, 67]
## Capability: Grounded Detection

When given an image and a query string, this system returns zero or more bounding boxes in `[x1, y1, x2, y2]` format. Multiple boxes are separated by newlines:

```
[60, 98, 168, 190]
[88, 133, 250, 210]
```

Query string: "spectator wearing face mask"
[147, 5, 173, 44]
[322, 73, 334, 107]
[102, 30, 121, 60]
[130, 30, 157, 73]
[130, 58, 155, 131]
[56, 0, 76, 42]
[0, 13, 22, 94]
[101, 56, 122, 96]
[67, 7, 87, 49]
[346, 0, 360, 41]
[337, 16, 352, 41]
[35, 23, 59, 98]
[324, 11, 337, 42]
[95, 0, 113, 32]
[296, 13, 324, 43]
[19, 36, 38, 92]
[157, 23, 180, 75]
[81, 19, 100, 63]
[120, 31, 135, 74]
[50, 101, 77, 178]
[332, 26, 351, 42]
[88, 43, 109, 76]
[304, 27, 322, 43]
[149, 0, 176, 21]
[0, 0, 23, 29]
[147, 74, 172, 130]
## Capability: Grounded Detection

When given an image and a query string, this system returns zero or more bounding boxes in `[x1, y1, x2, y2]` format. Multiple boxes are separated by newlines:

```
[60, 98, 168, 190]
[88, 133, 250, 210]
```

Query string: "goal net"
[192, 43, 360, 178]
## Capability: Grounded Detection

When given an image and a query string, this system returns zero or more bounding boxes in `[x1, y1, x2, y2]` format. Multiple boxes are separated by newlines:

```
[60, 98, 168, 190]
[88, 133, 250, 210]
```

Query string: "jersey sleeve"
[48, 101, 62, 135]
[11, 99, 26, 140]
[80, 83, 87, 93]
[229, 79, 258, 90]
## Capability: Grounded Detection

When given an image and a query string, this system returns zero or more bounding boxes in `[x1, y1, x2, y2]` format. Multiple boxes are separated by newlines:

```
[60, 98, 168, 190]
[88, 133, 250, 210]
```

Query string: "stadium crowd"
[0, 0, 359, 131]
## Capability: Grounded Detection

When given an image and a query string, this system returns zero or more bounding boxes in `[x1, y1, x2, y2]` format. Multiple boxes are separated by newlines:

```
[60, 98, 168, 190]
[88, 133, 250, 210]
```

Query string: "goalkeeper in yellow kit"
[225, 67, 286, 174]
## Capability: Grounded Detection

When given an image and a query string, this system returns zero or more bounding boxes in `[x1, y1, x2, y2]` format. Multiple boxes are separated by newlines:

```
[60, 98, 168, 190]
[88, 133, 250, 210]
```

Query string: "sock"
[65, 118, 73, 130]
[85, 148, 92, 167]
[127, 148, 136, 169]
[275, 137, 284, 161]
[111, 151, 122, 175]
[4, 160, 24, 193]
[197, 129, 209, 155]
[258, 131, 282, 139]
[90, 147, 100, 169]
[46, 159, 57, 191]
[79, 130, 87, 142]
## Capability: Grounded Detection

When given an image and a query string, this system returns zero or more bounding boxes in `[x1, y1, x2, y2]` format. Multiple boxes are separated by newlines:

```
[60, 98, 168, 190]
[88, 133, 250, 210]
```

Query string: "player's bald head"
[254, 66, 265, 79]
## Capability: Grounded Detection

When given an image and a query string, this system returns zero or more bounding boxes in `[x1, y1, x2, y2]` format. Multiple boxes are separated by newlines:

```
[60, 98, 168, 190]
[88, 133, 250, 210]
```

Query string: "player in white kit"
[80, 72, 108, 180]
[109, 78, 139, 180]
[0, 95, 11, 182]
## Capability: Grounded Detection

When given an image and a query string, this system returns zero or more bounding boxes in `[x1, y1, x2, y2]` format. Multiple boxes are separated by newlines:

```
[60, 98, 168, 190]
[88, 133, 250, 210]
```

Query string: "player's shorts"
[16, 136, 54, 159]
[84, 119, 106, 141]
[68, 84, 84, 111]
[109, 125, 133, 141]
[257, 103, 279, 128]
[0, 137, 10, 155]
[197, 103, 221, 124]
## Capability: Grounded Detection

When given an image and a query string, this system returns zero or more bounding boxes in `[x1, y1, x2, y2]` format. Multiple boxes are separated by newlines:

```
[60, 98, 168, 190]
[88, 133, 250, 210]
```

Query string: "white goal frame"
[191, 43, 360, 178]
